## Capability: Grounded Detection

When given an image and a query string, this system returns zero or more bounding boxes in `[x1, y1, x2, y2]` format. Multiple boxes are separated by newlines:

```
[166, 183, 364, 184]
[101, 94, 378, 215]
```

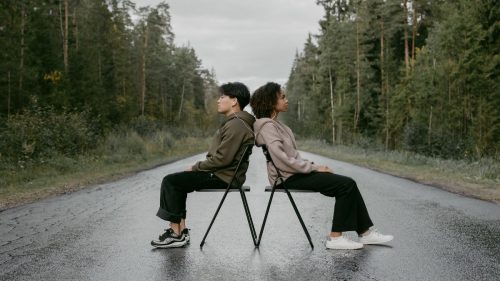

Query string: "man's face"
[217, 94, 237, 115]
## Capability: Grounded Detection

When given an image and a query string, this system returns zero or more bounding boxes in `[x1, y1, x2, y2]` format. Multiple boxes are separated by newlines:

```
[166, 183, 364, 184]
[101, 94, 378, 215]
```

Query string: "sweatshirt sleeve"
[260, 123, 318, 174]
[192, 120, 246, 171]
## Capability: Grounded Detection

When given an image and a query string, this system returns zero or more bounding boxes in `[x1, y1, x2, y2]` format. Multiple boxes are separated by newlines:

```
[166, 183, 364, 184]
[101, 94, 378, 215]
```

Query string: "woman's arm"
[261, 123, 319, 174]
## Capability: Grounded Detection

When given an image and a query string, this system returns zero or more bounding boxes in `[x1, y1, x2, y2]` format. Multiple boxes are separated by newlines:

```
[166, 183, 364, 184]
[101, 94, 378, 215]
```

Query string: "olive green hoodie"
[192, 111, 255, 186]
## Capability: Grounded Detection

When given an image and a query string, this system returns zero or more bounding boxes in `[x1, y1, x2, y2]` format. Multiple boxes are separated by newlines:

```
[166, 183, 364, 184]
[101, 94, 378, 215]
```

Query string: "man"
[151, 82, 255, 248]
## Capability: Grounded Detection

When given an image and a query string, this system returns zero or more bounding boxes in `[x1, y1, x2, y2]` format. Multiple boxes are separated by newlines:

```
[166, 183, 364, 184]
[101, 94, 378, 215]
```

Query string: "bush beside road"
[0, 133, 208, 210]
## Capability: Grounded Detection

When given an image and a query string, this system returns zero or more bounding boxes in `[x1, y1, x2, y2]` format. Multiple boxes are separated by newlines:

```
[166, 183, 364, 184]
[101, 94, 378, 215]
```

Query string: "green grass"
[0, 133, 209, 210]
[298, 139, 500, 203]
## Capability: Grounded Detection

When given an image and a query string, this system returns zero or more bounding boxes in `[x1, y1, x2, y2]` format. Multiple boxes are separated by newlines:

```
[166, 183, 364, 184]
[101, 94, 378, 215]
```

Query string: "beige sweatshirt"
[253, 118, 319, 185]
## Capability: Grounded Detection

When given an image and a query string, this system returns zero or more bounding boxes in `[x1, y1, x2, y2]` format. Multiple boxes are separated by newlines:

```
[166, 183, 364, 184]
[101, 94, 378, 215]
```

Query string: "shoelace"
[364, 229, 381, 238]
[159, 228, 175, 240]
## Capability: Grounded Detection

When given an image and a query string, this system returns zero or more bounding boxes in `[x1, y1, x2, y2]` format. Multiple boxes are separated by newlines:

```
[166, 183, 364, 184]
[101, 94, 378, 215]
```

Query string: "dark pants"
[284, 172, 374, 233]
[156, 171, 227, 223]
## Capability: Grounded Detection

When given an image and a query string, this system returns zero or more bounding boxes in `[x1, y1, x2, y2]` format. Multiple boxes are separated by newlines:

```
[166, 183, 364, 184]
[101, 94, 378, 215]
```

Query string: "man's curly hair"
[250, 82, 281, 118]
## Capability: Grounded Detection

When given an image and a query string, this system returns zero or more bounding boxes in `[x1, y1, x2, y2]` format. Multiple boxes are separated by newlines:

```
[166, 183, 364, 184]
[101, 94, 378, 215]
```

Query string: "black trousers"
[156, 171, 227, 223]
[284, 172, 374, 233]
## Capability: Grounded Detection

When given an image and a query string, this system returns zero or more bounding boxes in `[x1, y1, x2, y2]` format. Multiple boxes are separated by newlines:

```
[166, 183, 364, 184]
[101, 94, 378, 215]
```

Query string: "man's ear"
[232, 101, 241, 111]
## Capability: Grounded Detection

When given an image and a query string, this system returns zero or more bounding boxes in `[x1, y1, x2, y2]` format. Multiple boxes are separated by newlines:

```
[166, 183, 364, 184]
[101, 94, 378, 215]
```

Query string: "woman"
[250, 82, 393, 250]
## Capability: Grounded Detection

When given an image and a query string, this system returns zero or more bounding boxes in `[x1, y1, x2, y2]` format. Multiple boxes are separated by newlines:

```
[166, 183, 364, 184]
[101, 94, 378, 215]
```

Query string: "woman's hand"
[316, 165, 334, 173]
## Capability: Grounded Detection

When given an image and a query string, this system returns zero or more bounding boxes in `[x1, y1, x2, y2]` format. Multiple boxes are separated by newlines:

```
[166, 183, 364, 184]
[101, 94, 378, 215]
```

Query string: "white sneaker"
[359, 229, 394, 245]
[326, 236, 364, 250]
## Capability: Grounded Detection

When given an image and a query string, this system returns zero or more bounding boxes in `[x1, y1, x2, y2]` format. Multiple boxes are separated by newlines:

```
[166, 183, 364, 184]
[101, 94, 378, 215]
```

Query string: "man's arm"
[192, 120, 247, 171]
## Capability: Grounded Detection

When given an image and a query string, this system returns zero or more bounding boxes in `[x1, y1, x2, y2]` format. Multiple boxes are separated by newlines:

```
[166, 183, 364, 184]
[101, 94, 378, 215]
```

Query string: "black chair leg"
[200, 187, 231, 248]
[284, 188, 314, 249]
[256, 185, 277, 247]
[239, 188, 257, 245]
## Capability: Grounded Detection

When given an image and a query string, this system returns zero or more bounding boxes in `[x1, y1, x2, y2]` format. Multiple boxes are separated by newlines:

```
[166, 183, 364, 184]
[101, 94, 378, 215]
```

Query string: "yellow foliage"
[116, 95, 127, 106]
[43, 70, 62, 84]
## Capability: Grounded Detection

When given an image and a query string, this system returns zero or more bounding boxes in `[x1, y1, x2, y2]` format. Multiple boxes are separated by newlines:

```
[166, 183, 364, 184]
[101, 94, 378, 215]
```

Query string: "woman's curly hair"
[250, 82, 281, 118]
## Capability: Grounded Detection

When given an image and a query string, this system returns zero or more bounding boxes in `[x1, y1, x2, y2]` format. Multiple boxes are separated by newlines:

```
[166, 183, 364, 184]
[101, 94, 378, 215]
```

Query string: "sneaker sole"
[360, 237, 394, 245]
[151, 240, 188, 248]
[326, 243, 364, 250]
[326, 245, 364, 250]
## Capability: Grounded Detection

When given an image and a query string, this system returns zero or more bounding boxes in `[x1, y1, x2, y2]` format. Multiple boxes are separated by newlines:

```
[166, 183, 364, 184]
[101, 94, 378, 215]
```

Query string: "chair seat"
[198, 186, 250, 192]
[264, 186, 315, 193]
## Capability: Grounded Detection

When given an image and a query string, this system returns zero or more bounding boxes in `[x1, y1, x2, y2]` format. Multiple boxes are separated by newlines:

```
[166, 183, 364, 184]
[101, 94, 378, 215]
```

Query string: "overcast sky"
[134, 0, 324, 92]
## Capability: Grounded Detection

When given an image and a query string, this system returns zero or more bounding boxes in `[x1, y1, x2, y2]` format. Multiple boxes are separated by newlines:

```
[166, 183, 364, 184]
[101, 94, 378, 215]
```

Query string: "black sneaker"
[151, 228, 187, 248]
[182, 228, 190, 243]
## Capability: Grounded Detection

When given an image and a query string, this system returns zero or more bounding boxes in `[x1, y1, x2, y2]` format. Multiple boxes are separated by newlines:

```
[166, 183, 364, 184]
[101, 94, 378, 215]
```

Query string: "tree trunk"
[355, 18, 361, 132]
[122, 77, 126, 101]
[160, 82, 165, 116]
[140, 25, 148, 116]
[64, 0, 69, 72]
[338, 80, 343, 144]
[428, 106, 433, 146]
[19, 3, 25, 92]
[329, 68, 335, 144]
[380, 20, 384, 97]
[169, 96, 172, 121]
[98, 51, 102, 84]
[8, 71, 11, 117]
[178, 78, 186, 120]
[386, 88, 389, 150]
[411, 6, 417, 68]
[380, 20, 389, 150]
[403, 0, 409, 76]
[73, 6, 78, 51]
[297, 100, 301, 121]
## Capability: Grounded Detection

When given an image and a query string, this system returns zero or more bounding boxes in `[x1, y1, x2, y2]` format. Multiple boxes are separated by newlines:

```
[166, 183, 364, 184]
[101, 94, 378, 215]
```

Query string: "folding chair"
[199, 143, 257, 248]
[256, 145, 314, 249]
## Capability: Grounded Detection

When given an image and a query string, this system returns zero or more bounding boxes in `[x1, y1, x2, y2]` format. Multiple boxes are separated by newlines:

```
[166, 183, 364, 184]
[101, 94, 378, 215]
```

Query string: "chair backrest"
[261, 144, 273, 163]
[227, 143, 254, 188]
[261, 145, 283, 179]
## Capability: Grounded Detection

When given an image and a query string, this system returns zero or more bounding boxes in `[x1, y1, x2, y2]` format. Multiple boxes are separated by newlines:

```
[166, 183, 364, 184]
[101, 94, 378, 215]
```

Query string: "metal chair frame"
[256, 145, 314, 249]
[199, 144, 257, 248]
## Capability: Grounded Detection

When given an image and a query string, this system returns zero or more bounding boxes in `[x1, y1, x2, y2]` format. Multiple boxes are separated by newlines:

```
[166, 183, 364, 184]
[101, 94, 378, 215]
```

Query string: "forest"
[0, 1, 498, 203]
[285, 0, 499, 160]
[0, 0, 220, 168]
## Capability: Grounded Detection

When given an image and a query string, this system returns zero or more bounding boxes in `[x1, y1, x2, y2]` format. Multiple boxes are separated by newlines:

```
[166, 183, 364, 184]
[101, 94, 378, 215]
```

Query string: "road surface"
[1, 149, 499, 280]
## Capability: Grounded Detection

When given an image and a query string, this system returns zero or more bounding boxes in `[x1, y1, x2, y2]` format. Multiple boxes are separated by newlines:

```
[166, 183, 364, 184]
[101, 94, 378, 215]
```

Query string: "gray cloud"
[134, 0, 323, 91]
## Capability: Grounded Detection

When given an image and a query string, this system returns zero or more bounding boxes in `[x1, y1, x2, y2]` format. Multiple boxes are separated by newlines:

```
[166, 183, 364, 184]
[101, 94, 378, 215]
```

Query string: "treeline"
[0, 0, 220, 164]
[285, 0, 499, 159]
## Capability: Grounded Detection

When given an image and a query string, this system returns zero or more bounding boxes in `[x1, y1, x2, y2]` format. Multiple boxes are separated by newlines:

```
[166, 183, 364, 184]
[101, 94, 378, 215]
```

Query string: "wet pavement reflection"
[1, 149, 499, 280]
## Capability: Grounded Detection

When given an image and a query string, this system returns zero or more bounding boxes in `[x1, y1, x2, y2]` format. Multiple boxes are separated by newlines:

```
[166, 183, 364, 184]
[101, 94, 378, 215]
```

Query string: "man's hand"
[185, 166, 193, 172]
[316, 165, 334, 173]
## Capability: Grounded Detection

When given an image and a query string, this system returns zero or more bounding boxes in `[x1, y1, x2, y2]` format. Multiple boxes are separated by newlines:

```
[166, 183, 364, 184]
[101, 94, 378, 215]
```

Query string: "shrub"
[0, 106, 98, 166]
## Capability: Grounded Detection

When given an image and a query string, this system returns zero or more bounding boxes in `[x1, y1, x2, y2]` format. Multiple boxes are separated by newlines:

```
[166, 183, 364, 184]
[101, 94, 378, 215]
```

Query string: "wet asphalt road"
[1, 149, 499, 281]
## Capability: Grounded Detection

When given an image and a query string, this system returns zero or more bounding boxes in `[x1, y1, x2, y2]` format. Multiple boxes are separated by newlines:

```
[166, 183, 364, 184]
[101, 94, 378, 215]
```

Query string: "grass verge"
[298, 139, 500, 203]
[0, 135, 209, 210]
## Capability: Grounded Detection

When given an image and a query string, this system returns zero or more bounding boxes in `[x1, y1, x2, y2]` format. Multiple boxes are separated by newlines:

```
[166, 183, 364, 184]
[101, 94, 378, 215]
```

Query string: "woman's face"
[274, 89, 288, 113]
